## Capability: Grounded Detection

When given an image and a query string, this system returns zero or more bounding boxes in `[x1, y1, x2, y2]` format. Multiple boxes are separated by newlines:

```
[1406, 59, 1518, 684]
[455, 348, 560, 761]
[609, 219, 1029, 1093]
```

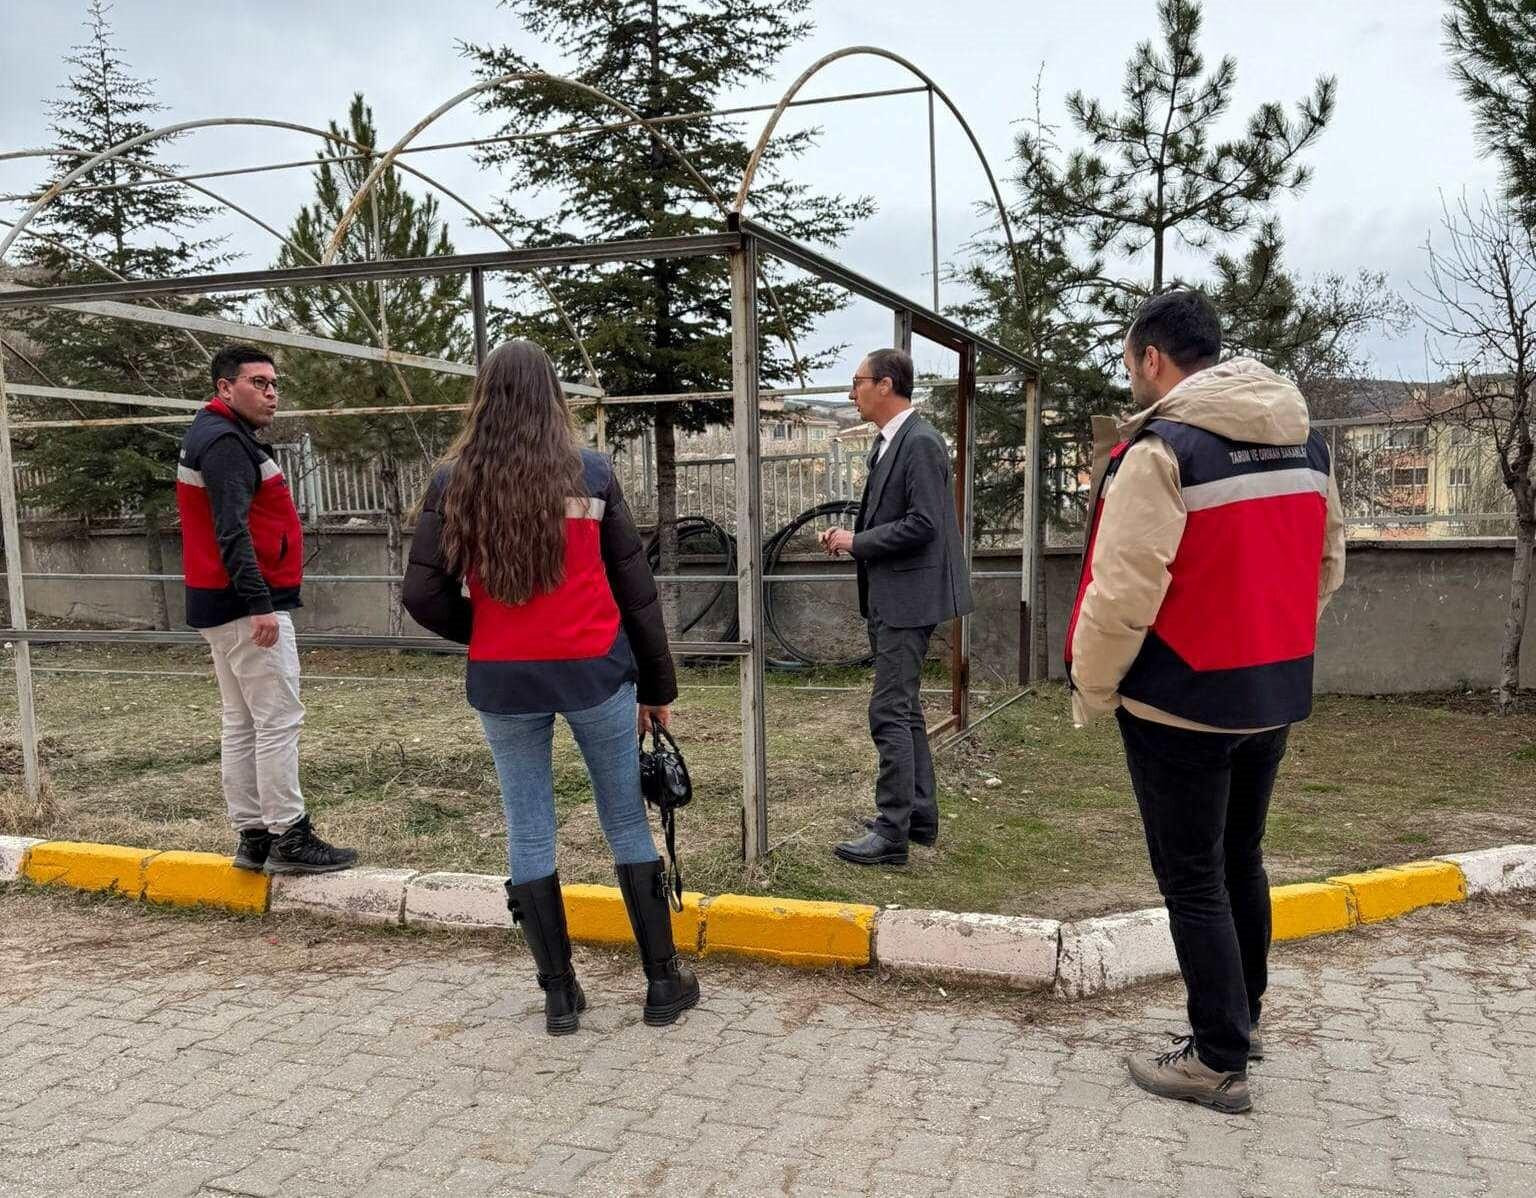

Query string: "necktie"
[867, 434, 883, 469]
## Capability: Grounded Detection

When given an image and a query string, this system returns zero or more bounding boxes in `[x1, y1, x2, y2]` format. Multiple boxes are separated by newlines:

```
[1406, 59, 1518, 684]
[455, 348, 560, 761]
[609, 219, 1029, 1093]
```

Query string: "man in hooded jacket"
[1067, 291, 1346, 1113]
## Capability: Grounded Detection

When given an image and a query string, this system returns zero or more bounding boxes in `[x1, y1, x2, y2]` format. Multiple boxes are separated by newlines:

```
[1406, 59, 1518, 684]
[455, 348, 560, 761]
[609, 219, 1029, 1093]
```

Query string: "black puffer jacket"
[402, 449, 677, 714]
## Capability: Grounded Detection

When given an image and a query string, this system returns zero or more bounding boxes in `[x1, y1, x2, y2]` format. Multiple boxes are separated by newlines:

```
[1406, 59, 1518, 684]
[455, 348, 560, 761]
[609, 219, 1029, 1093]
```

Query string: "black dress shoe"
[862, 817, 937, 847]
[833, 830, 908, 866]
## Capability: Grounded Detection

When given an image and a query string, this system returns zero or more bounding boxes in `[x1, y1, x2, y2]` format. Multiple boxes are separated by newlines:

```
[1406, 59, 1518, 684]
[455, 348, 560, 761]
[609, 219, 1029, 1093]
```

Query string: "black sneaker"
[264, 815, 358, 876]
[232, 828, 273, 872]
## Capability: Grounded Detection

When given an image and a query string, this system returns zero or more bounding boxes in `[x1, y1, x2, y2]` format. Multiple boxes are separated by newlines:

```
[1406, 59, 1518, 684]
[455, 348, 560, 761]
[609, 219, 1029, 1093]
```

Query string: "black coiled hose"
[761, 500, 872, 669]
[646, 503, 873, 670]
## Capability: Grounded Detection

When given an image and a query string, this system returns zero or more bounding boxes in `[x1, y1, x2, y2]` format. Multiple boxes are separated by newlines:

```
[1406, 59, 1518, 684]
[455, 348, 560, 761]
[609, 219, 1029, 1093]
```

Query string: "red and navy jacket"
[1067, 418, 1331, 729]
[402, 449, 676, 715]
[176, 399, 303, 629]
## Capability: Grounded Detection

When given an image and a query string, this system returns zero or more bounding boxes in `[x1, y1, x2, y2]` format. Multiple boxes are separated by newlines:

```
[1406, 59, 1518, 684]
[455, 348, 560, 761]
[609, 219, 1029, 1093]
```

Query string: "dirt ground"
[2, 643, 1534, 921]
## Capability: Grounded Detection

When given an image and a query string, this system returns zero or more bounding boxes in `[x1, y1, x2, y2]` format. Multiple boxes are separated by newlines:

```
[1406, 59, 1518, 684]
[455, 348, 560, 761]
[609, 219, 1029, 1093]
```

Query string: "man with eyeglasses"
[818, 348, 973, 866]
[176, 345, 357, 876]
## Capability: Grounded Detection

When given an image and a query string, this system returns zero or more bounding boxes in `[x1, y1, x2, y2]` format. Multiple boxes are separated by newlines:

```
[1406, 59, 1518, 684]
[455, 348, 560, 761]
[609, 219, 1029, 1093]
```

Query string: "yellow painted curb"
[1270, 881, 1355, 942]
[23, 841, 155, 897]
[1327, 861, 1467, 924]
[562, 883, 706, 954]
[143, 851, 269, 914]
[703, 894, 875, 967]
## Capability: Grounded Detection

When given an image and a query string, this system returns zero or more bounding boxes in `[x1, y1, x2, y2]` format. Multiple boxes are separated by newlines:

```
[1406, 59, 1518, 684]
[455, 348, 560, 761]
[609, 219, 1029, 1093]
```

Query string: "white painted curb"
[403, 871, 515, 930]
[0, 836, 42, 882]
[1054, 907, 1179, 999]
[875, 909, 1060, 990]
[1436, 844, 1536, 896]
[271, 867, 418, 924]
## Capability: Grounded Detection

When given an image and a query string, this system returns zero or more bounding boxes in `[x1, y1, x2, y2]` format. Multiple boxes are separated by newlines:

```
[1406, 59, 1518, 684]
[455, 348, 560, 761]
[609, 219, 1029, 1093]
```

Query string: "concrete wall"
[10, 526, 1534, 693]
[977, 540, 1535, 694]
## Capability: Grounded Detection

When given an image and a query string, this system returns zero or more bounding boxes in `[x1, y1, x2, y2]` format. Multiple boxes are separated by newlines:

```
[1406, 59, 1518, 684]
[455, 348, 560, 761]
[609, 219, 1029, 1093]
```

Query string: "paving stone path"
[1, 888, 1532, 1197]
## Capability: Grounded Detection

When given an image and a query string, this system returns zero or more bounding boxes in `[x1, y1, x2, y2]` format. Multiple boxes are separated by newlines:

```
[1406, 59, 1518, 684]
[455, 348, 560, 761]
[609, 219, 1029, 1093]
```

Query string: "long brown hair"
[437, 340, 585, 606]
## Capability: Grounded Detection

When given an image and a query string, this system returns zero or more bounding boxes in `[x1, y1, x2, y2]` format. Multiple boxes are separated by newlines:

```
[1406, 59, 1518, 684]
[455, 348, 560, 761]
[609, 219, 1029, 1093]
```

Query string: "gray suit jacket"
[851, 412, 974, 629]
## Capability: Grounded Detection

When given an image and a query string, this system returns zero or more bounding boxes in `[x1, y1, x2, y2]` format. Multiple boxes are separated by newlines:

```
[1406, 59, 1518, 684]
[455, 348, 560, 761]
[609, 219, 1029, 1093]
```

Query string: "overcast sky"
[0, 0, 1504, 387]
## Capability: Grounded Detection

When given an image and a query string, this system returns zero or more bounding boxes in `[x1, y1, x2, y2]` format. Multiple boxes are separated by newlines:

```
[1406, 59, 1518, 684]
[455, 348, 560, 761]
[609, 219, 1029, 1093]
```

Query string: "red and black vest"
[463, 451, 639, 714]
[1067, 418, 1331, 729]
[176, 399, 304, 628]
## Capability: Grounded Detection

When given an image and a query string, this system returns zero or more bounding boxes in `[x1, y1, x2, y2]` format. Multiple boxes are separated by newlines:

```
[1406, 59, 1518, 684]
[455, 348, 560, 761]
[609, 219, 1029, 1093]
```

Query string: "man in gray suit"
[820, 348, 974, 866]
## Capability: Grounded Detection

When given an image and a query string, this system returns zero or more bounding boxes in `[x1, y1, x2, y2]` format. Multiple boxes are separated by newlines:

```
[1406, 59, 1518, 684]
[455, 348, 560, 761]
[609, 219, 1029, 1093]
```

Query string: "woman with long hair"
[403, 339, 698, 1035]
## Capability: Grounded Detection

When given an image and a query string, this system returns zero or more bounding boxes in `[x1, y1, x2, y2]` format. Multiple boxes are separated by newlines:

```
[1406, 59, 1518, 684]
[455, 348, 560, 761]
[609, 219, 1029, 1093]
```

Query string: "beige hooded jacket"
[1069, 357, 1346, 731]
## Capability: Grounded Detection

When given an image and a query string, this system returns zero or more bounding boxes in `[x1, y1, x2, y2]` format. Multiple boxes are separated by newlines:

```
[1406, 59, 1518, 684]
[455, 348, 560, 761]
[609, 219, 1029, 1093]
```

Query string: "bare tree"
[1417, 194, 1536, 712]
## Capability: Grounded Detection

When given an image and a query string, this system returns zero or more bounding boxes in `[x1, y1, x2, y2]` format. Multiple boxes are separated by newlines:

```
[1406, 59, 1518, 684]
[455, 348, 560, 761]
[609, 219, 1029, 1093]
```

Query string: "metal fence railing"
[610, 443, 870, 530]
[14, 436, 876, 531]
[14, 417, 1519, 541]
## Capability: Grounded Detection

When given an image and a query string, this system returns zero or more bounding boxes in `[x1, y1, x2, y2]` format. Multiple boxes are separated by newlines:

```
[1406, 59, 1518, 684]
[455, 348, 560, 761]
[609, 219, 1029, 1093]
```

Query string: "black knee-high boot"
[615, 859, 700, 1026]
[504, 872, 586, 1036]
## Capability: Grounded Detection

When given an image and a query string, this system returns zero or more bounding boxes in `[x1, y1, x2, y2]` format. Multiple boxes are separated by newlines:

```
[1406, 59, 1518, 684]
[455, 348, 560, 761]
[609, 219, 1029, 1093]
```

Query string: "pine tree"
[1210, 222, 1407, 385]
[1036, 0, 1333, 308]
[948, 3, 1395, 678]
[1446, 0, 1536, 228]
[942, 78, 1121, 542]
[461, 0, 872, 573]
[263, 94, 469, 635]
[3, 0, 230, 629]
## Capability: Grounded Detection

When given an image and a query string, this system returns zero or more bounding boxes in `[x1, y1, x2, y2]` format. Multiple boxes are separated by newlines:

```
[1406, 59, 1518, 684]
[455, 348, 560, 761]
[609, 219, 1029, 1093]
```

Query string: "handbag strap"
[644, 716, 684, 912]
[658, 801, 684, 913]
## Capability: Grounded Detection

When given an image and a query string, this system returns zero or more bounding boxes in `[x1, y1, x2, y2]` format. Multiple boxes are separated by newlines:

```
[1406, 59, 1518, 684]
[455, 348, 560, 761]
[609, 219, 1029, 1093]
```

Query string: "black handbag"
[638, 717, 691, 911]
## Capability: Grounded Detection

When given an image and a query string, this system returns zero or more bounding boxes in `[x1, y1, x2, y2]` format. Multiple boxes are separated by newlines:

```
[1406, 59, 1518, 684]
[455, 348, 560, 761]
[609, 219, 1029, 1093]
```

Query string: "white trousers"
[199, 612, 306, 833]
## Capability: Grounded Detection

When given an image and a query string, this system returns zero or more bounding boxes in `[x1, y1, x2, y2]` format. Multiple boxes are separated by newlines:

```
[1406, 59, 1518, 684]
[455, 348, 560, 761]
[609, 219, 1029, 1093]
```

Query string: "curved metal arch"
[3, 144, 434, 421]
[0, 212, 213, 364]
[2, 187, 448, 455]
[322, 72, 811, 389]
[6, 150, 412, 377]
[0, 120, 601, 385]
[323, 74, 731, 263]
[734, 46, 1029, 312]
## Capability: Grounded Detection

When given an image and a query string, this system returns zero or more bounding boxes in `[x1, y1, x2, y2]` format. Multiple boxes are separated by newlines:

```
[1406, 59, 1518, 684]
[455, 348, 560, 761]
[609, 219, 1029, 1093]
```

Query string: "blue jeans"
[477, 682, 658, 882]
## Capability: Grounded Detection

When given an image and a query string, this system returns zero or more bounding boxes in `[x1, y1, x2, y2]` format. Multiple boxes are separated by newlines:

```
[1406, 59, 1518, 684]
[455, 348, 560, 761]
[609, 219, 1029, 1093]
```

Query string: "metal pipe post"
[927, 87, 940, 313]
[0, 338, 41, 803]
[470, 267, 488, 367]
[730, 236, 768, 862]
[1020, 375, 1043, 682]
[952, 342, 975, 731]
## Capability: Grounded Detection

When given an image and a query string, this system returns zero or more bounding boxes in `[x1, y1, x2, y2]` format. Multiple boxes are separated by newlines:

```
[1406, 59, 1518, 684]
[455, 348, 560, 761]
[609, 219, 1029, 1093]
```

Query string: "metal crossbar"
[0, 233, 742, 308]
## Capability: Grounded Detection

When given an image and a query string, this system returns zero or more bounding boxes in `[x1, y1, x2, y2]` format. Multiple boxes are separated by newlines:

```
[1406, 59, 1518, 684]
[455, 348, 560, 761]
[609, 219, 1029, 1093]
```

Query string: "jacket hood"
[1120, 356, 1310, 446]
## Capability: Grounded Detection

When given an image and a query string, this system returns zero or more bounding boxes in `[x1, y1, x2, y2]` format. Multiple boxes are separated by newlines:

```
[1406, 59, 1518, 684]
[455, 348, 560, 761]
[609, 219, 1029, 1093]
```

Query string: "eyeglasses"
[240, 376, 279, 394]
[850, 375, 880, 387]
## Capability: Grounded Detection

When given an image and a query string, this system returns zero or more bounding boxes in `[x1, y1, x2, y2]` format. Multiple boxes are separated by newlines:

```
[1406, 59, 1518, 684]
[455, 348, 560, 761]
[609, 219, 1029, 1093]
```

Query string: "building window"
[1386, 426, 1427, 449]
[811, 428, 826, 441]
[1449, 466, 1472, 488]
[1392, 467, 1429, 487]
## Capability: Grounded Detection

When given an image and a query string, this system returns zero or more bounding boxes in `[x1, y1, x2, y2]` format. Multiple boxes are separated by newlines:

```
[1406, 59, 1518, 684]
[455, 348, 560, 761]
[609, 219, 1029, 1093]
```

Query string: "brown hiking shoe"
[1126, 1036, 1251, 1113]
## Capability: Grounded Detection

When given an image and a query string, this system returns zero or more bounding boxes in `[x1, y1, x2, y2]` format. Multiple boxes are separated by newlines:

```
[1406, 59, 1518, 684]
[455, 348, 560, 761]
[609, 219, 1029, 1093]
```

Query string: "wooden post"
[730, 235, 768, 862]
[0, 336, 41, 805]
[893, 309, 913, 354]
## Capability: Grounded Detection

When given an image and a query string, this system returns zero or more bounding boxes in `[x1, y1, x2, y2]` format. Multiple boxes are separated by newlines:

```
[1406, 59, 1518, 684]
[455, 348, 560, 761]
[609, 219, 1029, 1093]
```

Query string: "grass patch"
[2, 643, 1534, 919]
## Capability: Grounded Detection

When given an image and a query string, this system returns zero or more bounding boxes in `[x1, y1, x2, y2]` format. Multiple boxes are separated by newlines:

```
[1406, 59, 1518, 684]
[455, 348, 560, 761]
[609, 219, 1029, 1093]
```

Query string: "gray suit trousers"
[867, 617, 938, 844]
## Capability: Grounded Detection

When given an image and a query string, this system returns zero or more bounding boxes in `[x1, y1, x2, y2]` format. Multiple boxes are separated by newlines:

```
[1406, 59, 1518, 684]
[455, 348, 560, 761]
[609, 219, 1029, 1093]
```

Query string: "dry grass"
[2, 643, 1533, 920]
